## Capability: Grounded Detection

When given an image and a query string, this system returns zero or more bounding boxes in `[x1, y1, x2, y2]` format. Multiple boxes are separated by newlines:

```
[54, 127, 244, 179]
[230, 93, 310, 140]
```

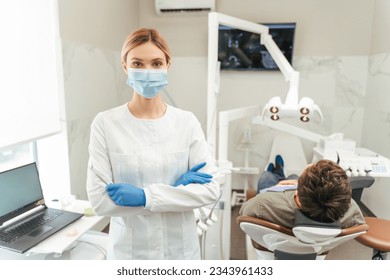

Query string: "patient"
[239, 156, 365, 228]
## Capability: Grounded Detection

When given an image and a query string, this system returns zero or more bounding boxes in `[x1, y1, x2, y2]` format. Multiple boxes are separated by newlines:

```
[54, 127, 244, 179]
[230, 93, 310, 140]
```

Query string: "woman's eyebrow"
[129, 57, 164, 61]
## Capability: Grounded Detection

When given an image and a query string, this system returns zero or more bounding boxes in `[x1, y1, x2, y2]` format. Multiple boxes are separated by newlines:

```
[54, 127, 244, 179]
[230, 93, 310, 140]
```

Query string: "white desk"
[0, 200, 110, 259]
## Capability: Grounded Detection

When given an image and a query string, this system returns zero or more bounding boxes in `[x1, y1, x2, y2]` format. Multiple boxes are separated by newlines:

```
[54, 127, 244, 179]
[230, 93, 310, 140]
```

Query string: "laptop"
[0, 162, 83, 254]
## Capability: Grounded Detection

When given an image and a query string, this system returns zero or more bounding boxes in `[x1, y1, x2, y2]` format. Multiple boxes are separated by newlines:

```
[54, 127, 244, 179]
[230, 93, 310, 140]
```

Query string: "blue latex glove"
[105, 183, 146, 207]
[174, 162, 213, 187]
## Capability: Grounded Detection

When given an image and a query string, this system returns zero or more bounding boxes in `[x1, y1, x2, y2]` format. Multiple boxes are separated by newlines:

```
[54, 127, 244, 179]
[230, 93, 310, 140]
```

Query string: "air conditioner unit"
[155, 0, 215, 15]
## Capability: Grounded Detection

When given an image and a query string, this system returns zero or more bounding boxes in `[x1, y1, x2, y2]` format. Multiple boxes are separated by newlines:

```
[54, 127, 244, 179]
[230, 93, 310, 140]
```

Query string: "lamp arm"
[207, 12, 269, 157]
[207, 12, 304, 156]
[261, 34, 299, 105]
[260, 34, 295, 80]
[213, 12, 269, 35]
[213, 12, 296, 83]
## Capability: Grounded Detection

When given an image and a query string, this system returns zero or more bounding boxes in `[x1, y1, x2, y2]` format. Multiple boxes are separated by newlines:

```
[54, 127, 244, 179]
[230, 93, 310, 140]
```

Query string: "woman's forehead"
[127, 41, 165, 61]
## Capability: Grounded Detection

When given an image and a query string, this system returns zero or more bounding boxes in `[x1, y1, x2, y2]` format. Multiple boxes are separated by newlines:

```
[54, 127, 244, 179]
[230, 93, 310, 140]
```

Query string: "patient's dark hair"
[297, 159, 352, 223]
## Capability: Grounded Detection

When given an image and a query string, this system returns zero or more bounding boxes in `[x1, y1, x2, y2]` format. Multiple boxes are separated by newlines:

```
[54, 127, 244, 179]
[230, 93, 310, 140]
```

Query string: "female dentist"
[86, 28, 220, 260]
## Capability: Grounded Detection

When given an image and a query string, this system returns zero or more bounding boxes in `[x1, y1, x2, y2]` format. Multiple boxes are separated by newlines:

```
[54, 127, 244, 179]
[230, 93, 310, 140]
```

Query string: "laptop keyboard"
[0, 209, 63, 244]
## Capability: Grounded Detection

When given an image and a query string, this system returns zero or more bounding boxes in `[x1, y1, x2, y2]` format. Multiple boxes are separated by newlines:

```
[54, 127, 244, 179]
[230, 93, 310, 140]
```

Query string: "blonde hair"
[121, 28, 171, 70]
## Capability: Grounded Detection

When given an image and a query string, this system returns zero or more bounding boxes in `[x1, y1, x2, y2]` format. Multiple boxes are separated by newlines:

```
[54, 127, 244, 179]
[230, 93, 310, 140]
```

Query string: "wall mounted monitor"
[218, 23, 296, 71]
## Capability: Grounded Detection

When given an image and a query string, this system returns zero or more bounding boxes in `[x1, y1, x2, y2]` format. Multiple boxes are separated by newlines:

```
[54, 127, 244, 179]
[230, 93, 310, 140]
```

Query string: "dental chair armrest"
[339, 223, 369, 236]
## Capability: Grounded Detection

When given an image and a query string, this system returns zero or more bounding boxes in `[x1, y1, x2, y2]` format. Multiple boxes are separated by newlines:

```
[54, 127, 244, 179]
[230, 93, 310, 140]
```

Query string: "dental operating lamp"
[207, 12, 322, 157]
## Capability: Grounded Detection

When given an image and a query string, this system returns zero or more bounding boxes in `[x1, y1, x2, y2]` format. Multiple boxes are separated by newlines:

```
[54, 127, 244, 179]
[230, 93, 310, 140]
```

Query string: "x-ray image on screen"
[218, 23, 296, 71]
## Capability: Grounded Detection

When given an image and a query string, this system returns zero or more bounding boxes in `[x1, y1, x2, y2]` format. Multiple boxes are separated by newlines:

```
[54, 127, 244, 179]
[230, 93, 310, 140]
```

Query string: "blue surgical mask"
[127, 68, 168, 99]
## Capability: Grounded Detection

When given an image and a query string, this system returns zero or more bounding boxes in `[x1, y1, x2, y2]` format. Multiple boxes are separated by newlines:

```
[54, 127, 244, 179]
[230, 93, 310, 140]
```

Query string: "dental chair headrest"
[294, 210, 341, 228]
[293, 210, 341, 244]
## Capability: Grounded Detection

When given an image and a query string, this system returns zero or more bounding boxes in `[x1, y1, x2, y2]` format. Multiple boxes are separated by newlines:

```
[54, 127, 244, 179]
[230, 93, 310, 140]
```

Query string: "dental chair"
[240, 132, 374, 260]
[237, 211, 369, 260]
[242, 174, 376, 260]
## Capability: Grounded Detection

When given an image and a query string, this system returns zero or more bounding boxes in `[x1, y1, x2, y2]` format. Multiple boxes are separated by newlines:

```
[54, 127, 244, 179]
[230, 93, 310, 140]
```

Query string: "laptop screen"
[0, 163, 44, 224]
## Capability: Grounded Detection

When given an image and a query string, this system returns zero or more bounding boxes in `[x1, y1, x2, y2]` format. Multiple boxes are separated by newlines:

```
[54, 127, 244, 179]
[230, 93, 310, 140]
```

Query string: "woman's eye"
[132, 61, 142, 67]
[153, 61, 163, 67]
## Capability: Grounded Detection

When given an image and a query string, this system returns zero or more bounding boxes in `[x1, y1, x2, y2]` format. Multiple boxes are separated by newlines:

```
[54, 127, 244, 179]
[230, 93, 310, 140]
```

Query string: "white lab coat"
[86, 104, 220, 259]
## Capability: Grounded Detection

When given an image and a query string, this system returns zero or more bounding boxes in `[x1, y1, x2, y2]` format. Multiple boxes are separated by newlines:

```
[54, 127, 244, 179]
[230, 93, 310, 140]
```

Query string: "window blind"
[0, 0, 63, 150]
